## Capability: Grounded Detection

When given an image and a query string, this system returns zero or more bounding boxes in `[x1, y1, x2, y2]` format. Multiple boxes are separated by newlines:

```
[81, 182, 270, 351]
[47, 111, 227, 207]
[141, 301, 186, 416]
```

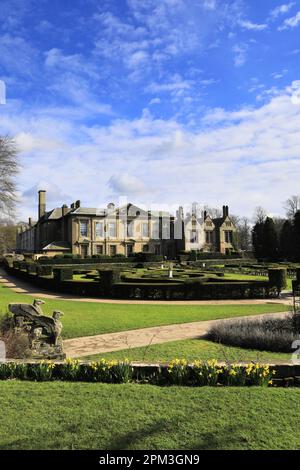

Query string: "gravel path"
[63, 311, 290, 358]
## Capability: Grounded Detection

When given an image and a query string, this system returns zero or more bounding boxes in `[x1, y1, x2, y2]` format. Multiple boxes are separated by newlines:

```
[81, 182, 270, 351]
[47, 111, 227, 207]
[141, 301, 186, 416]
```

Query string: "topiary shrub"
[53, 268, 73, 281]
[268, 268, 287, 296]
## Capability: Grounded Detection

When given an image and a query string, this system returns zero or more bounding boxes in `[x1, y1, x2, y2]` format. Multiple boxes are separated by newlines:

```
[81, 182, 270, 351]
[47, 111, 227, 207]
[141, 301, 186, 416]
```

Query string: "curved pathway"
[0, 268, 293, 306]
[64, 311, 290, 358]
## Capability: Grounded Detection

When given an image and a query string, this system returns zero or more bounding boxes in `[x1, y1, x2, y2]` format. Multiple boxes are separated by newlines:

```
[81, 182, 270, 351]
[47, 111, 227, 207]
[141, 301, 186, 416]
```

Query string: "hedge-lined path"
[0, 268, 293, 306]
[64, 311, 289, 358]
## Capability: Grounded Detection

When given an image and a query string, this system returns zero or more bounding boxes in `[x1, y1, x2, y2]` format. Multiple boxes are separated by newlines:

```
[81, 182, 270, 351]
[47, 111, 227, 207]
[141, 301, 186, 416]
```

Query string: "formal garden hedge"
[3, 258, 279, 300]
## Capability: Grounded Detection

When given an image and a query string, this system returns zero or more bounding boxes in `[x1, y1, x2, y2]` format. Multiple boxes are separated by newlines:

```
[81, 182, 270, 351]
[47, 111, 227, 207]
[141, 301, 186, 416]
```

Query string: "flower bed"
[0, 358, 279, 387]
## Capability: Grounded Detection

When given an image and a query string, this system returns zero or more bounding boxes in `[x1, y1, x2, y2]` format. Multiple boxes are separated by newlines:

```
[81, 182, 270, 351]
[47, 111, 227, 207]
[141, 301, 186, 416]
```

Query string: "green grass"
[223, 272, 293, 290]
[0, 283, 288, 339]
[84, 338, 291, 363]
[0, 381, 300, 449]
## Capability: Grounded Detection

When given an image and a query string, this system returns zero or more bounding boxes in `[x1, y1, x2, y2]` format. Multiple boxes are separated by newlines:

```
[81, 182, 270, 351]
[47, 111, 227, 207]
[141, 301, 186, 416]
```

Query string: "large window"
[109, 245, 117, 256]
[142, 223, 149, 238]
[108, 222, 116, 237]
[151, 220, 160, 239]
[127, 221, 134, 237]
[95, 244, 103, 255]
[225, 231, 233, 243]
[205, 231, 213, 244]
[80, 221, 88, 237]
[190, 231, 198, 243]
[95, 222, 104, 238]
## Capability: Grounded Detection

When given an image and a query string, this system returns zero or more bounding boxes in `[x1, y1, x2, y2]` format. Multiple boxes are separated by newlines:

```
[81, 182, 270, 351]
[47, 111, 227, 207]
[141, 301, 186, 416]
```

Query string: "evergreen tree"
[280, 220, 293, 260]
[262, 217, 279, 260]
[252, 222, 264, 258]
[293, 211, 300, 261]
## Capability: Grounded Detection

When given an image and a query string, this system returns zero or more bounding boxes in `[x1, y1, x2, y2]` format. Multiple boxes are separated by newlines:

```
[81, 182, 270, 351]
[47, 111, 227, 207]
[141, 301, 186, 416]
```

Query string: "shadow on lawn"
[108, 420, 249, 450]
[191, 425, 250, 450]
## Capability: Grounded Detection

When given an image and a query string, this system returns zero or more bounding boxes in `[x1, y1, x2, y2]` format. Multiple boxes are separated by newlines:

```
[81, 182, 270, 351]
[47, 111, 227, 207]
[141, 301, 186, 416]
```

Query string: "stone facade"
[16, 191, 237, 257]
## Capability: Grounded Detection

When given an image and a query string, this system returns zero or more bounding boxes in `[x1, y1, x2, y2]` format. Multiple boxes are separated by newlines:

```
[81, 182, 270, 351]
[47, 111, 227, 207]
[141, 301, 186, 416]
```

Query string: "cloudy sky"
[0, 0, 300, 220]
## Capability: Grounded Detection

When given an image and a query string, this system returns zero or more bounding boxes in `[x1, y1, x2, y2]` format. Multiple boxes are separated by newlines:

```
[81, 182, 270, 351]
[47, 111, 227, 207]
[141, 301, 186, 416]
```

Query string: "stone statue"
[8, 299, 65, 359]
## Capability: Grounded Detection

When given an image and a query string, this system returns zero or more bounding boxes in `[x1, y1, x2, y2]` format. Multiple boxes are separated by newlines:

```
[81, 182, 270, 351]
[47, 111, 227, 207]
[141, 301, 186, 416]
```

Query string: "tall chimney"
[222, 205, 226, 218]
[226, 206, 229, 217]
[62, 204, 68, 217]
[38, 190, 46, 219]
[204, 210, 207, 220]
[28, 217, 32, 227]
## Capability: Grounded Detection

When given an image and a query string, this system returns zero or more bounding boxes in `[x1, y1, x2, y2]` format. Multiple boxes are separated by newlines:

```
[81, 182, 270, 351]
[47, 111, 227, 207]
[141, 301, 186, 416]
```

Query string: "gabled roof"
[43, 208, 72, 220]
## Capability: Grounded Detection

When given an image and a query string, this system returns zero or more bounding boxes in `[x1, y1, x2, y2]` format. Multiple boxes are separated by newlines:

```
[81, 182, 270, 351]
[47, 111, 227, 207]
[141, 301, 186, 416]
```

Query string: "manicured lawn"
[223, 272, 293, 290]
[0, 283, 288, 339]
[84, 338, 291, 363]
[0, 381, 300, 449]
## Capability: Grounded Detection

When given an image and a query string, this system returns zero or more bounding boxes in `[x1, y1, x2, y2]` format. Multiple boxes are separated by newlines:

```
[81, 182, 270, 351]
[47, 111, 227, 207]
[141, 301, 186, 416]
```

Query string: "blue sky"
[0, 0, 300, 219]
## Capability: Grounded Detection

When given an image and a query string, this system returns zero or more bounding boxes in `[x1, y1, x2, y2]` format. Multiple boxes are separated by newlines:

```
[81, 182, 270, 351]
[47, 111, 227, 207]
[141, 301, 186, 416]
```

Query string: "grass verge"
[0, 382, 300, 450]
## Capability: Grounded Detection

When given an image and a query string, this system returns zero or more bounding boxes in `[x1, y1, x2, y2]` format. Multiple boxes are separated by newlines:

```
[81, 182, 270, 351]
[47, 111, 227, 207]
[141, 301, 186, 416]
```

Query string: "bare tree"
[236, 216, 252, 251]
[253, 206, 267, 224]
[284, 195, 300, 220]
[0, 136, 19, 217]
[204, 205, 222, 219]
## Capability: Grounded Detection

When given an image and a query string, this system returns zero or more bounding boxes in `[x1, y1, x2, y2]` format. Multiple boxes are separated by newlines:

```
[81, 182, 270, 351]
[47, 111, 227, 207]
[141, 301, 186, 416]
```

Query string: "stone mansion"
[16, 190, 237, 258]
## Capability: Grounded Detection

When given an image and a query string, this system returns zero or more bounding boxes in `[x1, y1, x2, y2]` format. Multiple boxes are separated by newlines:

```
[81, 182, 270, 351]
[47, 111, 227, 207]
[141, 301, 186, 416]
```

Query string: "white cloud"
[270, 2, 295, 19]
[1, 81, 300, 218]
[202, 0, 217, 10]
[239, 20, 267, 31]
[108, 173, 146, 194]
[278, 10, 300, 29]
[232, 44, 247, 67]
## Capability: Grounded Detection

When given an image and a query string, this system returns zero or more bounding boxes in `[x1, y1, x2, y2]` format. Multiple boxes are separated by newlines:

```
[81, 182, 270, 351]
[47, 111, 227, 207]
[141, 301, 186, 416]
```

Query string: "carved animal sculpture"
[8, 301, 64, 346]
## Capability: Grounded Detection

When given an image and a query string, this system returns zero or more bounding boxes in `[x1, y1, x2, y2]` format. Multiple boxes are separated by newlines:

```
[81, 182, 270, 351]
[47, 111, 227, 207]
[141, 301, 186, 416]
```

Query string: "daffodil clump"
[167, 359, 189, 385]
[84, 358, 133, 383]
[192, 359, 223, 386]
[63, 358, 80, 381]
[167, 359, 275, 387]
[245, 363, 275, 386]
[29, 360, 55, 381]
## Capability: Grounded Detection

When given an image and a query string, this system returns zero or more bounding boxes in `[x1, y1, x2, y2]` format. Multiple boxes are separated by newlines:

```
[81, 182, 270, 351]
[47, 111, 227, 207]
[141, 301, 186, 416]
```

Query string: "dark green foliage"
[280, 220, 294, 260]
[293, 211, 300, 261]
[268, 268, 287, 295]
[53, 268, 73, 281]
[262, 217, 279, 260]
[252, 221, 264, 258]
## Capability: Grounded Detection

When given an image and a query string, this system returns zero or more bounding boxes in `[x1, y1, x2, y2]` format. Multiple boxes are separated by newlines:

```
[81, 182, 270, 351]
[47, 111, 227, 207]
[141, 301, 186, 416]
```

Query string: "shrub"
[53, 268, 73, 281]
[268, 268, 287, 295]
[206, 314, 296, 353]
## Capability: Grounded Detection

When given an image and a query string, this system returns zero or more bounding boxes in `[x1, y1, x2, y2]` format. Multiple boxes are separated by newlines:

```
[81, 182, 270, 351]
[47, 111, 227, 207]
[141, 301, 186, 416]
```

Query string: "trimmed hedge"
[268, 268, 287, 295]
[4, 264, 275, 300]
[38, 256, 135, 265]
[113, 280, 272, 301]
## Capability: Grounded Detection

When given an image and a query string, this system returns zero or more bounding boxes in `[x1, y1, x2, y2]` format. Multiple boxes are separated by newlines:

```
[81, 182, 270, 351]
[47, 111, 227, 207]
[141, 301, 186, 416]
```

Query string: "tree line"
[252, 199, 300, 261]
